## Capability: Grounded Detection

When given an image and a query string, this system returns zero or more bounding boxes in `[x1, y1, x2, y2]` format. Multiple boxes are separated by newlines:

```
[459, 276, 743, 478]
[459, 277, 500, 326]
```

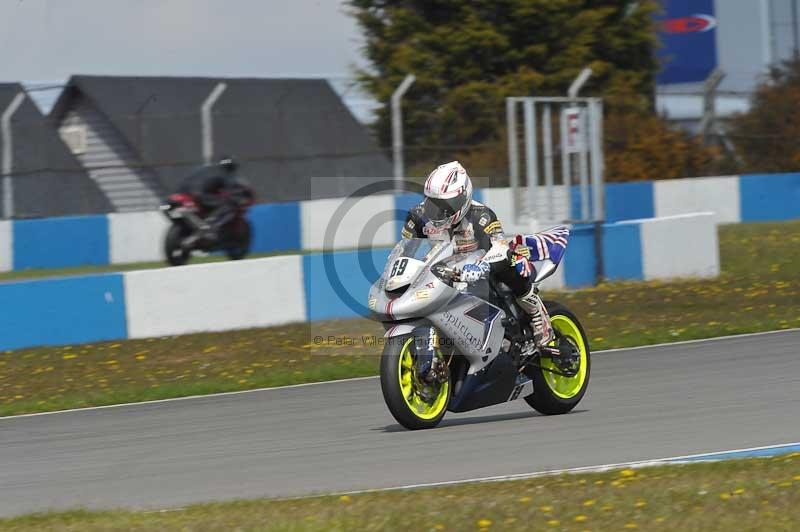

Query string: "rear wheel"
[380, 334, 450, 430]
[165, 224, 192, 266]
[225, 219, 251, 261]
[525, 301, 590, 415]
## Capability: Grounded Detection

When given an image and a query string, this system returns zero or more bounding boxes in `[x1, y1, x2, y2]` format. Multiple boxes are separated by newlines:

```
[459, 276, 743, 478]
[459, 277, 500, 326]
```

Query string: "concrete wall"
[0, 213, 720, 351]
[654, 176, 740, 224]
[125, 256, 305, 338]
[5, 172, 798, 272]
[0, 221, 12, 272]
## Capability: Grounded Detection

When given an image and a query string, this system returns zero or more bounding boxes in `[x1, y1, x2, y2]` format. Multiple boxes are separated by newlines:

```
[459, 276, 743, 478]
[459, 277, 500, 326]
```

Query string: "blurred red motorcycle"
[160, 191, 253, 266]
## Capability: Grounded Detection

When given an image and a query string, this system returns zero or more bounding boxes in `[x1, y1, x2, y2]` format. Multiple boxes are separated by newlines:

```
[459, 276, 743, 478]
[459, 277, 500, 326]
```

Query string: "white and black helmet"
[422, 161, 473, 230]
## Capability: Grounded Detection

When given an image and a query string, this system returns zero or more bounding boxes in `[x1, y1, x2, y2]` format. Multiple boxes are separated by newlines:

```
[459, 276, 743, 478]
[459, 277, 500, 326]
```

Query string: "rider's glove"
[460, 261, 490, 284]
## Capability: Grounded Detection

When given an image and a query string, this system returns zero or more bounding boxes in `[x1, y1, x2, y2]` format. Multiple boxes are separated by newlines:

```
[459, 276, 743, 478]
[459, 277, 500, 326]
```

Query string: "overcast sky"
[0, 0, 366, 82]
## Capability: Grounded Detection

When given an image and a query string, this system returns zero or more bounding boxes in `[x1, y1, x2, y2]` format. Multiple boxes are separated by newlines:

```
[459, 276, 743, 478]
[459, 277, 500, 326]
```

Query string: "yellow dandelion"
[62, 354, 77, 360]
[540, 505, 553, 513]
[574, 515, 587, 522]
[620, 469, 636, 478]
[583, 499, 596, 507]
[655, 517, 665, 523]
[624, 524, 638, 529]
[339, 495, 351, 502]
[135, 355, 146, 360]
[433, 525, 445, 531]
[793, 475, 800, 481]
[733, 488, 746, 495]
[477, 519, 492, 528]
[546, 519, 560, 527]
[635, 501, 647, 508]
[519, 496, 532, 503]
[720, 493, 731, 500]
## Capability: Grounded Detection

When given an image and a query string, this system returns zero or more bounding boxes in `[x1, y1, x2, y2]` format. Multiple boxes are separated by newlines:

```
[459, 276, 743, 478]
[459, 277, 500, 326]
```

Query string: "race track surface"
[1, 330, 798, 517]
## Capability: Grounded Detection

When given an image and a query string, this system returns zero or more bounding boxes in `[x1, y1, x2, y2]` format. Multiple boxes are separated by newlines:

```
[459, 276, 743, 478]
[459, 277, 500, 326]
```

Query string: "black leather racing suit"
[177, 167, 251, 230]
[401, 200, 531, 297]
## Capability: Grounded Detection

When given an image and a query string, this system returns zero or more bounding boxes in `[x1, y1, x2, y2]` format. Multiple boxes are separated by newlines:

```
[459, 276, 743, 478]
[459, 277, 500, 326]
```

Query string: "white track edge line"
[325, 440, 800, 497]
[2, 327, 797, 421]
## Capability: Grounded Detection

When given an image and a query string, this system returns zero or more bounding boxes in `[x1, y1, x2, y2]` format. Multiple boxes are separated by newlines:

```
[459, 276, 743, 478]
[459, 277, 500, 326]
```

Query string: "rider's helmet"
[217, 156, 239, 173]
[422, 161, 473, 231]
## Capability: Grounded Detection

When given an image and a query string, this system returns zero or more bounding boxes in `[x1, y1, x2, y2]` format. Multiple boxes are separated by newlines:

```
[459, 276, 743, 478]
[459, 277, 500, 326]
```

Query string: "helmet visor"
[423, 196, 462, 224]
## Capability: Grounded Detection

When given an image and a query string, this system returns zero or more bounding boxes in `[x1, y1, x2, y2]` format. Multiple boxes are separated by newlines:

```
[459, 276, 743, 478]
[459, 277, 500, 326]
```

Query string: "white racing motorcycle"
[368, 233, 590, 430]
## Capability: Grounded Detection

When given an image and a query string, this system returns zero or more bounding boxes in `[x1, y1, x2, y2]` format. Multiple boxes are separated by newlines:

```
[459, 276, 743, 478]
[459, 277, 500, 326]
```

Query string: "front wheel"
[525, 301, 591, 415]
[380, 334, 450, 430]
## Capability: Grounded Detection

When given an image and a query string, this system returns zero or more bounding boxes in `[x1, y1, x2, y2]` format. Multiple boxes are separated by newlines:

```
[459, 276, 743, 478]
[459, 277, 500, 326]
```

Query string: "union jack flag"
[513, 226, 570, 265]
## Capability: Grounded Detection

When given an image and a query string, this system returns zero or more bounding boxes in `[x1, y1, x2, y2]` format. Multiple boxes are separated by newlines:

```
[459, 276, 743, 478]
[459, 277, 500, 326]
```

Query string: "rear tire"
[525, 301, 591, 415]
[380, 334, 450, 430]
[165, 224, 191, 266]
[225, 219, 251, 261]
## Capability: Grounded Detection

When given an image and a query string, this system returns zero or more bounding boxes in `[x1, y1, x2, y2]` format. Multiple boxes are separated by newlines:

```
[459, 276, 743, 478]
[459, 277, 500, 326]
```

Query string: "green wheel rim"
[398, 338, 449, 420]
[540, 314, 588, 399]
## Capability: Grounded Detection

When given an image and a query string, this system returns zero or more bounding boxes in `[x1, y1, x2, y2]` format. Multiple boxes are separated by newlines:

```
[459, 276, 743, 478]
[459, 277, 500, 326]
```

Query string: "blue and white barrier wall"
[0, 213, 718, 352]
[1, 172, 796, 272]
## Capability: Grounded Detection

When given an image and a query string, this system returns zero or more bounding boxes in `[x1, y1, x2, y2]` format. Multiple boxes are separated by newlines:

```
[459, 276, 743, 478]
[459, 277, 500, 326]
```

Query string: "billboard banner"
[656, 0, 718, 84]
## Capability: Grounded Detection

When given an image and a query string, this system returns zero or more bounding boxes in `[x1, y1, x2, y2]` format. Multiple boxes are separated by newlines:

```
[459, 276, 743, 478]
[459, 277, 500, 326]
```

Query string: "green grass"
[0, 220, 798, 417]
[3, 453, 799, 531]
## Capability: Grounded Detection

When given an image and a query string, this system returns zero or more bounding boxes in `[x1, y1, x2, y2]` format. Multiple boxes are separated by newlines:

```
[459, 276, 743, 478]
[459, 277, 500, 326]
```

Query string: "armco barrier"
[0, 213, 718, 351]
[4, 172, 795, 273]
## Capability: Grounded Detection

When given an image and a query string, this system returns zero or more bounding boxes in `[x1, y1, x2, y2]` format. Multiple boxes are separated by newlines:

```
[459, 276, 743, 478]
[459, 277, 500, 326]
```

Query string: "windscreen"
[382, 239, 446, 279]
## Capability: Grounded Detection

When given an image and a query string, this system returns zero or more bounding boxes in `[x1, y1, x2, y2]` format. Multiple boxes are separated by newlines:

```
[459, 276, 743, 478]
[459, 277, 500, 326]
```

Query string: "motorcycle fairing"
[428, 293, 505, 375]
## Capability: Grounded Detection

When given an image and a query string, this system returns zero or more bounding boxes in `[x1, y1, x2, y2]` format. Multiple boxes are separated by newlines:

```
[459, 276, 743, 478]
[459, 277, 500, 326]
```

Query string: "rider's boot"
[516, 285, 554, 346]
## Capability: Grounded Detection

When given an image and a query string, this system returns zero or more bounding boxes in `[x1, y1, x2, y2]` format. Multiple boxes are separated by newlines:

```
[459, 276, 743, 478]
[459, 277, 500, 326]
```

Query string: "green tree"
[727, 57, 800, 173]
[349, 0, 661, 176]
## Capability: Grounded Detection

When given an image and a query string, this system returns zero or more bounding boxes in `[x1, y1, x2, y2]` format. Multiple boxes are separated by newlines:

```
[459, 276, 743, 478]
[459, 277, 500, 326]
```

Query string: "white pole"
[506, 98, 522, 223]
[542, 104, 554, 221]
[590, 99, 605, 222]
[760, 0, 773, 67]
[2, 92, 25, 219]
[523, 99, 537, 225]
[391, 74, 415, 190]
[201, 82, 227, 165]
[568, 68, 593, 99]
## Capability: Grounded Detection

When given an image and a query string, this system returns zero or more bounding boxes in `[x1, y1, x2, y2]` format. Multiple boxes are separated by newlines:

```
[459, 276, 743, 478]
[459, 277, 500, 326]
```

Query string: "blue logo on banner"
[656, 0, 718, 84]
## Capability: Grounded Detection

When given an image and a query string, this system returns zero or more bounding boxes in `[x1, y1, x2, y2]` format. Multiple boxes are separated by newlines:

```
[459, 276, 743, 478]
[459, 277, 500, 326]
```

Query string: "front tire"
[380, 334, 450, 430]
[165, 224, 192, 266]
[525, 301, 591, 415]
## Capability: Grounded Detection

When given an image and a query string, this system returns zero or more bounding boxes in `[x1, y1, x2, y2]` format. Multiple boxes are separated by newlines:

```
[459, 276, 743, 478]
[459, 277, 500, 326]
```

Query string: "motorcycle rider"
[401, 161, 553, 346]
[176, 156, 253, 238]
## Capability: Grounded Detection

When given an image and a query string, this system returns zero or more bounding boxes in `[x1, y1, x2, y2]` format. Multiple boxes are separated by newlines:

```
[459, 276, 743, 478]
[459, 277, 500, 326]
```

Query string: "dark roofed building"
[49, 75, 392, 209]
[0, 83, 112, 218]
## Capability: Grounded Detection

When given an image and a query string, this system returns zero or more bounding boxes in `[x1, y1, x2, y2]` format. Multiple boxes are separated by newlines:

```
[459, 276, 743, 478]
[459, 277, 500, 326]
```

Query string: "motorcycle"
[369, 230, 590, 430]
[160, 192, 253, 266]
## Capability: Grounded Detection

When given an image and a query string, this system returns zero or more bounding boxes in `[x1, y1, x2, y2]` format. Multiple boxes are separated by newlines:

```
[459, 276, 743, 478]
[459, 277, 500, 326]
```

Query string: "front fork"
[412, 326, 450, 392]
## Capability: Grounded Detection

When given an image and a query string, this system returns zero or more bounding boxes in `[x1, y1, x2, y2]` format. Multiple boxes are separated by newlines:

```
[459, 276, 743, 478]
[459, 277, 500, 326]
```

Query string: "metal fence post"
[202, 83, 227, 165]
[700, 69, 725, 145]
[391, 74, 415, 190]
[2, 92, 25, 219]
[506, 98, 521, 224]
[523, 99, 538, 225]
